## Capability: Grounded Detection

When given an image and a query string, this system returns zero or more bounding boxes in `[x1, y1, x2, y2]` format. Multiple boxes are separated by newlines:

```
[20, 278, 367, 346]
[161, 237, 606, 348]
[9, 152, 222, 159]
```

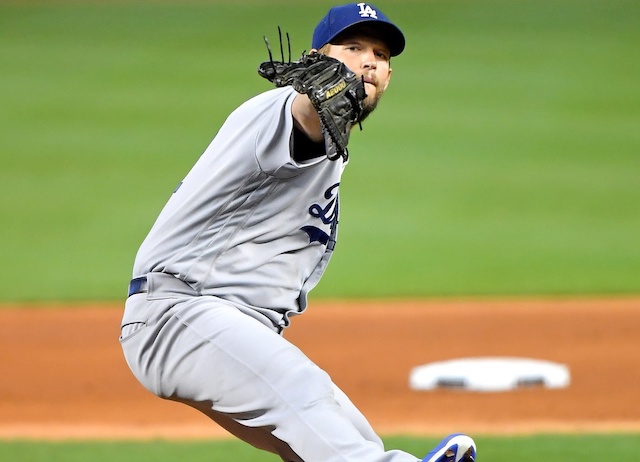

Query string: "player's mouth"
[362, 76, 376, 86]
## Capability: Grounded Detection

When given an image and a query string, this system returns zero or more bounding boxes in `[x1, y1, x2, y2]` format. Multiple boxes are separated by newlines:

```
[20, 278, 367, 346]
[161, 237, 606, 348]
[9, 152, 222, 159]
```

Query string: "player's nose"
[361, 47, 378, 69]
[362, 58, 377, 70]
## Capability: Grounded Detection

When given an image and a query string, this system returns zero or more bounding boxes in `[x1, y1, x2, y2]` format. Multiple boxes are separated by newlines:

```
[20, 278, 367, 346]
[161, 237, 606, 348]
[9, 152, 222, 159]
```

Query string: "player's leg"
[163, 297, 413, 461]
[330, 383, 384, 448]
[327, 387, 477, 462]
[121, 294, 421, 462]
[178, 376, 385, 460]
[121, 292, 304, 459]
[183, 398, 304, 461]
[179, 376, 386, 460]
[122, 294, 476, 461]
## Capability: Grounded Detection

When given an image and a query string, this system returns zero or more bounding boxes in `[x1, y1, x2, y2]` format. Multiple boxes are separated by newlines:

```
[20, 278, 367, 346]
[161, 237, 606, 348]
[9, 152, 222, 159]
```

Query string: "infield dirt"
[1, 298, 639, 440]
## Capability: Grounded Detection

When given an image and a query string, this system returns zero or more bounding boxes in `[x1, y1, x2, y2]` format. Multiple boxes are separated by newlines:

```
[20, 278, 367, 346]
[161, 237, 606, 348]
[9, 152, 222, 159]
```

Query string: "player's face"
[323, 35, 393, 119]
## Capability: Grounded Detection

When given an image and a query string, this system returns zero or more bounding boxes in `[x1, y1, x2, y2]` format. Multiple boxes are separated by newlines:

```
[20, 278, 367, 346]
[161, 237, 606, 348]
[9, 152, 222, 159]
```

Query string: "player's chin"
[360, 98, 379, 122]
[361, 89, 383, 117]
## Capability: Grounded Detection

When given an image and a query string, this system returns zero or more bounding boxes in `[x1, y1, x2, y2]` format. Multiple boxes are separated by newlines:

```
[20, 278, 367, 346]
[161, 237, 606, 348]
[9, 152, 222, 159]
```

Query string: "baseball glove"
[258, 30, 367, 161]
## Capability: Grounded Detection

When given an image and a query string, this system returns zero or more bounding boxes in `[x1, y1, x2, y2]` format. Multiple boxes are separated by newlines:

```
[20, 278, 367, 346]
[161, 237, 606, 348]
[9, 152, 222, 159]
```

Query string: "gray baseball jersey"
[122, 85, 424, 461]
[133, 87, 344, 330]
[119, 4, 452, 460]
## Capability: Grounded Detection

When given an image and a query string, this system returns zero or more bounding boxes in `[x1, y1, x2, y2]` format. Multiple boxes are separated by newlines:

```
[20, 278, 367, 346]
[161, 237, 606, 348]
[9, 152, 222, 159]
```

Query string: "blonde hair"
[318, 43, 332, 54]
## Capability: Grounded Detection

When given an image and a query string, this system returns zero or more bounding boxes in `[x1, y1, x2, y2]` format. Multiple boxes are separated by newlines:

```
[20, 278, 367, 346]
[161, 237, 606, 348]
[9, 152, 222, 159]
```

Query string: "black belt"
[128, 276, 148, 297]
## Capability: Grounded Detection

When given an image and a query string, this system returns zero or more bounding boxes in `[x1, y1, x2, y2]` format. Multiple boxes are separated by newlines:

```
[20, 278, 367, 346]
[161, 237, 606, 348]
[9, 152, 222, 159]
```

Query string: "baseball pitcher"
[119, 3, 476, 462]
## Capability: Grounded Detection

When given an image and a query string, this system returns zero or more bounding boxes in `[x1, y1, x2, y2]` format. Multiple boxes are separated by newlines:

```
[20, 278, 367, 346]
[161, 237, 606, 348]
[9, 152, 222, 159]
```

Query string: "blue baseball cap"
[312, 3, 405, 57]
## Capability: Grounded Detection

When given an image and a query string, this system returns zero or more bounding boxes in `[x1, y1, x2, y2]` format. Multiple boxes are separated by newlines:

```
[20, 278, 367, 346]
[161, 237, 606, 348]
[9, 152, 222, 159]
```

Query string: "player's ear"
[381, 67, 392, 92]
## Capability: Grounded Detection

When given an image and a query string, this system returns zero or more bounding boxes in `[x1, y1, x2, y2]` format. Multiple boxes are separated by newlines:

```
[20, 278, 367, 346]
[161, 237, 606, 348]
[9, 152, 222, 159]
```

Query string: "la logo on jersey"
[301, 183, 339, 246]
[357, 3, 378, 19]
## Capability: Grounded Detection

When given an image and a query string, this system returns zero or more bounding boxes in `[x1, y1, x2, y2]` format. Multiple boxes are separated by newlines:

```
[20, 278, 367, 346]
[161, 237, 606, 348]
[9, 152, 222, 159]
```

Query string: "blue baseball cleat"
[422, 433, 476, 462]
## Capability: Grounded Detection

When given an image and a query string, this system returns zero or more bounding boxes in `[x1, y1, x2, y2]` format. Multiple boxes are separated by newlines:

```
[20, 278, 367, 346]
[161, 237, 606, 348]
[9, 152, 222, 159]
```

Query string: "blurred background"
[0, 0, 638, 302]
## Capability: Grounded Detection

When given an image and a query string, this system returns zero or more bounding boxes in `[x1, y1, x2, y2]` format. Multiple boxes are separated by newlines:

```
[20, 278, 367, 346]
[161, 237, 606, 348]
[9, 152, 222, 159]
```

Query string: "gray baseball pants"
[120, 273, 420, 462]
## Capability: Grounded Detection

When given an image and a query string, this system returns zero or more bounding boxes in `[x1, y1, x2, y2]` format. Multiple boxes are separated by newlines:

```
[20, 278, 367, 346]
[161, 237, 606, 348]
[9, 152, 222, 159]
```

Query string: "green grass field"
[1, 434, 639, 461]
[1, 0, 638, 301]
[1, 0, 638, 460]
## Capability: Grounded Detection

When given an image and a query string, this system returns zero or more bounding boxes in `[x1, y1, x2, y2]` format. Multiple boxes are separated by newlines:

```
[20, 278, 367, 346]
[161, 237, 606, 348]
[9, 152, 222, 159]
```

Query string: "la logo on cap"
[357, 2, 378, 19]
